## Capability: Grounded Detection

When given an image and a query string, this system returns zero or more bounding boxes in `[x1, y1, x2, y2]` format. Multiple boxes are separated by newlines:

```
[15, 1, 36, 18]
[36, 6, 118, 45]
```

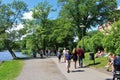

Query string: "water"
[0, 51, 27, 61]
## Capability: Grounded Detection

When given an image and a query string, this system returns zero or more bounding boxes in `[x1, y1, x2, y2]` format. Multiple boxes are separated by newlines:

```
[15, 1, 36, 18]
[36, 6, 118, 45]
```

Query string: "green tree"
[58, 0, 120, 40]
[79, 31, 104, 53]
[0, 0, 27, 58]
[102, 20, 120, 55]
[51, 18, 75, 49]
[90, 31, 104, 53]
[102, 34, 115, 53]
[29, 1, 54, 54]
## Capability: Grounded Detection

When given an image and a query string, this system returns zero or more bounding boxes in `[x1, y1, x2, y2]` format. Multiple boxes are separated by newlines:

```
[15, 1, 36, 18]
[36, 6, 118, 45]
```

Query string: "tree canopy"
[0, 0, 120, 57]
[58, 0, 120, 39]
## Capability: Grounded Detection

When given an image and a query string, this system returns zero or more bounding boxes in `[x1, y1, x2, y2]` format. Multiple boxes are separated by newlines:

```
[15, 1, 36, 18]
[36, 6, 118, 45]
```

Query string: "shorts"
[66, 60, 71, 68]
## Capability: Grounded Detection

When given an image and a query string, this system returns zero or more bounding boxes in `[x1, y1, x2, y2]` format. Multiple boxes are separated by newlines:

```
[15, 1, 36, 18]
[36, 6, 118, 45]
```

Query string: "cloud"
[11, 23, 24, 31]
[22, 11, 33, 20]
[5, 23, 24, 33]
[15, 23, 24, 30]
[117, 6, 120, 10]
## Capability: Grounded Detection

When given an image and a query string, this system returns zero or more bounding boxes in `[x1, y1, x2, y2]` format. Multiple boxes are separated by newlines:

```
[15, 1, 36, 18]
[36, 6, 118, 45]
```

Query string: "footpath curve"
[52, 57, 113, 80]
[16, 56, 113, 80]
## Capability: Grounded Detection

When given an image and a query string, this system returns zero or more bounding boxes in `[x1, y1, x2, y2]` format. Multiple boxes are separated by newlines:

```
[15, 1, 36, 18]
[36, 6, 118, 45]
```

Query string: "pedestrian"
[65, 50, 71, 73]
[113, 54, 120, 72]
[63, 47, 67, 63]
[72, 48, 78, 69]
[39, 49, 43, 58]
[77, 47, 84, 68]
[57, 49, 62, 63]
[45, 50, 48, 57]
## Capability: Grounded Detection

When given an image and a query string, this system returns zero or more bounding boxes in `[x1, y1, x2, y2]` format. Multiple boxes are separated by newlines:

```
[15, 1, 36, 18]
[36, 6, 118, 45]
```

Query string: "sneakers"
[67, 70, 70, 73]
[106, 68, 110, 72]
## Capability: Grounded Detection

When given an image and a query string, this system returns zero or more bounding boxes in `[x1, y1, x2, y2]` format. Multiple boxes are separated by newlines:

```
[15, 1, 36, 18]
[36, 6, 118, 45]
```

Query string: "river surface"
[0, 51, 27, 61]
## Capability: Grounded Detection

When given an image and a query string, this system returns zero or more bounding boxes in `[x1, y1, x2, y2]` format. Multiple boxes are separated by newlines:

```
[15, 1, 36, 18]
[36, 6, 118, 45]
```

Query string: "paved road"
[16, 58, 67, 80]
[16, 57, 113, 80]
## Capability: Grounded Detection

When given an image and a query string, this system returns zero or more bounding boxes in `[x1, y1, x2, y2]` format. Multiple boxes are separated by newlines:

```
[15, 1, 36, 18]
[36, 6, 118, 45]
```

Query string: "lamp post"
[80, 25, 85, 49]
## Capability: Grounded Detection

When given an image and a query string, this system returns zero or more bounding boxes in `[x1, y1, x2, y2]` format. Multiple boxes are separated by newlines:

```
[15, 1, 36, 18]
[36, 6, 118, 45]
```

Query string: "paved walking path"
[16, 56, 113, 80]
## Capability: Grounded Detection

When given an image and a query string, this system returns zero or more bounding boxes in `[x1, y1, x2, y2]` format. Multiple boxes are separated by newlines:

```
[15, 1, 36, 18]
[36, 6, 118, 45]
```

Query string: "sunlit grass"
[0, 60, 23, 80]
[84, 53, 108, 68]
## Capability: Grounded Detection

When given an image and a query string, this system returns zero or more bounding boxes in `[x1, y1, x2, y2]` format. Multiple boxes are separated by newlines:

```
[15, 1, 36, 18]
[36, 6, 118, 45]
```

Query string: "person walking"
[77, 47, 84, 68]
[65, 50, 71, 73]
[63, 47, 67, 63]
[72, 48, 78, 69]
[57, 50, 62, 63]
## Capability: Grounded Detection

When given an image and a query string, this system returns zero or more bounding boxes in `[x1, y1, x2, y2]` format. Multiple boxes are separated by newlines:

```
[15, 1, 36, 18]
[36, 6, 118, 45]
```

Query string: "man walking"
[77, 47, 84, 68]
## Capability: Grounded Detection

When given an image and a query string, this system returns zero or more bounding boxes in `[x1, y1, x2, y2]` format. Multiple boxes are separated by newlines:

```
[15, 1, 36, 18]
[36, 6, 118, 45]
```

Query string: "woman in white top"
[63, 48, 67, 62]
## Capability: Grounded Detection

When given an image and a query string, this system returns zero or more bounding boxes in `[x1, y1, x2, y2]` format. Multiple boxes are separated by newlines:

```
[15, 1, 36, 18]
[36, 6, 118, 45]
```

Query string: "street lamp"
[80, 25, 85, 49]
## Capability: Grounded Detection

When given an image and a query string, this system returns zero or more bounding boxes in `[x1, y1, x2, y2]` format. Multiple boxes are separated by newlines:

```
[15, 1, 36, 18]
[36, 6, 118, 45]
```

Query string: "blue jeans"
[78, 56, 83, 67]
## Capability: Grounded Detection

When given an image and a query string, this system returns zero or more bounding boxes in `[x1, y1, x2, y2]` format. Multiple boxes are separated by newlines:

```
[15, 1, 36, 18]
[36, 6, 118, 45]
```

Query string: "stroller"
[113, 65, 120, 80]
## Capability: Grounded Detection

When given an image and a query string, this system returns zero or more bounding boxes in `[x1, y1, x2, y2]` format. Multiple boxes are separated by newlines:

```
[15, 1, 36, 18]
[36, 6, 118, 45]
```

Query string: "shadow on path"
[84, 62, 101, 67]
[105, 78, 113, 80]
[71, 70, 85, 73]
[15, 57, 47, 60]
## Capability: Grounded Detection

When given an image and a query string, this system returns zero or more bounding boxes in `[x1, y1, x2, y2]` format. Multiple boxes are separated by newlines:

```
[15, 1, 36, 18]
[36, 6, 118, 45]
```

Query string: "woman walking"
[72, 48, 78, 69]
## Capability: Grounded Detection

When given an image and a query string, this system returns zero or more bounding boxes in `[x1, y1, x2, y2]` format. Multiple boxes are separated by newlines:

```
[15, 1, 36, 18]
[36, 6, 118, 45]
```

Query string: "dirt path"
[16, 58, 67, 80]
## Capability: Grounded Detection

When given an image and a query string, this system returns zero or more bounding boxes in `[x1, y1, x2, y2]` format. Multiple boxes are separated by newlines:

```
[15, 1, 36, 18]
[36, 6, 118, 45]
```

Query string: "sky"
[2, 0, 120, 31]
[117, 0, 120, 6]
[3, 0, 120, 20]
[3, 0, 60, 19]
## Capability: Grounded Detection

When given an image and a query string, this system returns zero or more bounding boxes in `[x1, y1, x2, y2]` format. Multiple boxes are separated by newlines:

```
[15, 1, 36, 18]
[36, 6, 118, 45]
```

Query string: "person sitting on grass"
[107, 54, 120, 73]
[105, 53, 114, 72]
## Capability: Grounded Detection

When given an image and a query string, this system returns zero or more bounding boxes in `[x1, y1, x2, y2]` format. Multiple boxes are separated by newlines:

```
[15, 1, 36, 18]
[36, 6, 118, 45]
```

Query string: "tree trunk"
[43, 38, 46, 55]
[4, 40, 17, 59]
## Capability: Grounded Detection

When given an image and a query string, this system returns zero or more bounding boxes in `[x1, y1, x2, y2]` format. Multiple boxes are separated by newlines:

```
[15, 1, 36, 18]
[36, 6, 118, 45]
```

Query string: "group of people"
[32, 49, 57, 58]
[57, 47, 85, 73]
[105, 53, 120, 72]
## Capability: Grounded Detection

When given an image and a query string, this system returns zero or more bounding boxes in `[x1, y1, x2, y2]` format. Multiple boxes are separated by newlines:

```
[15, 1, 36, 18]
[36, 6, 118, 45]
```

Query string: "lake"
[0, 51, 27, 61]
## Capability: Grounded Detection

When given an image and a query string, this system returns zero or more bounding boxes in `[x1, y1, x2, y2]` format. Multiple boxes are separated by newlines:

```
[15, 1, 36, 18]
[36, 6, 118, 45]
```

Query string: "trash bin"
[89, 52, 95, 64]
[89, 52, 94, 60]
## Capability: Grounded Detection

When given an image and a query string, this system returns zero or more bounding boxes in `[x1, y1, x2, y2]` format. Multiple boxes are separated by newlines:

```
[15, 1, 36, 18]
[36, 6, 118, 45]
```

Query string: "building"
[98, 21, 112, 35]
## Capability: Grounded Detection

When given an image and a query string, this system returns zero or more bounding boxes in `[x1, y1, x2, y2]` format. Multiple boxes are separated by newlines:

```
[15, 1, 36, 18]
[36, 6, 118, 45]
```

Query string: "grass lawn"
[0, 60, 24, 80]
[83, 53, 108, 68]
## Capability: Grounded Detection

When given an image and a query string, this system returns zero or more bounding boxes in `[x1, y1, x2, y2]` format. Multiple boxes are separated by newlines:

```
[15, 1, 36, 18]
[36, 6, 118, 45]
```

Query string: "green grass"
[0, 60, 24, 80]
[84, 53, 108, 68]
